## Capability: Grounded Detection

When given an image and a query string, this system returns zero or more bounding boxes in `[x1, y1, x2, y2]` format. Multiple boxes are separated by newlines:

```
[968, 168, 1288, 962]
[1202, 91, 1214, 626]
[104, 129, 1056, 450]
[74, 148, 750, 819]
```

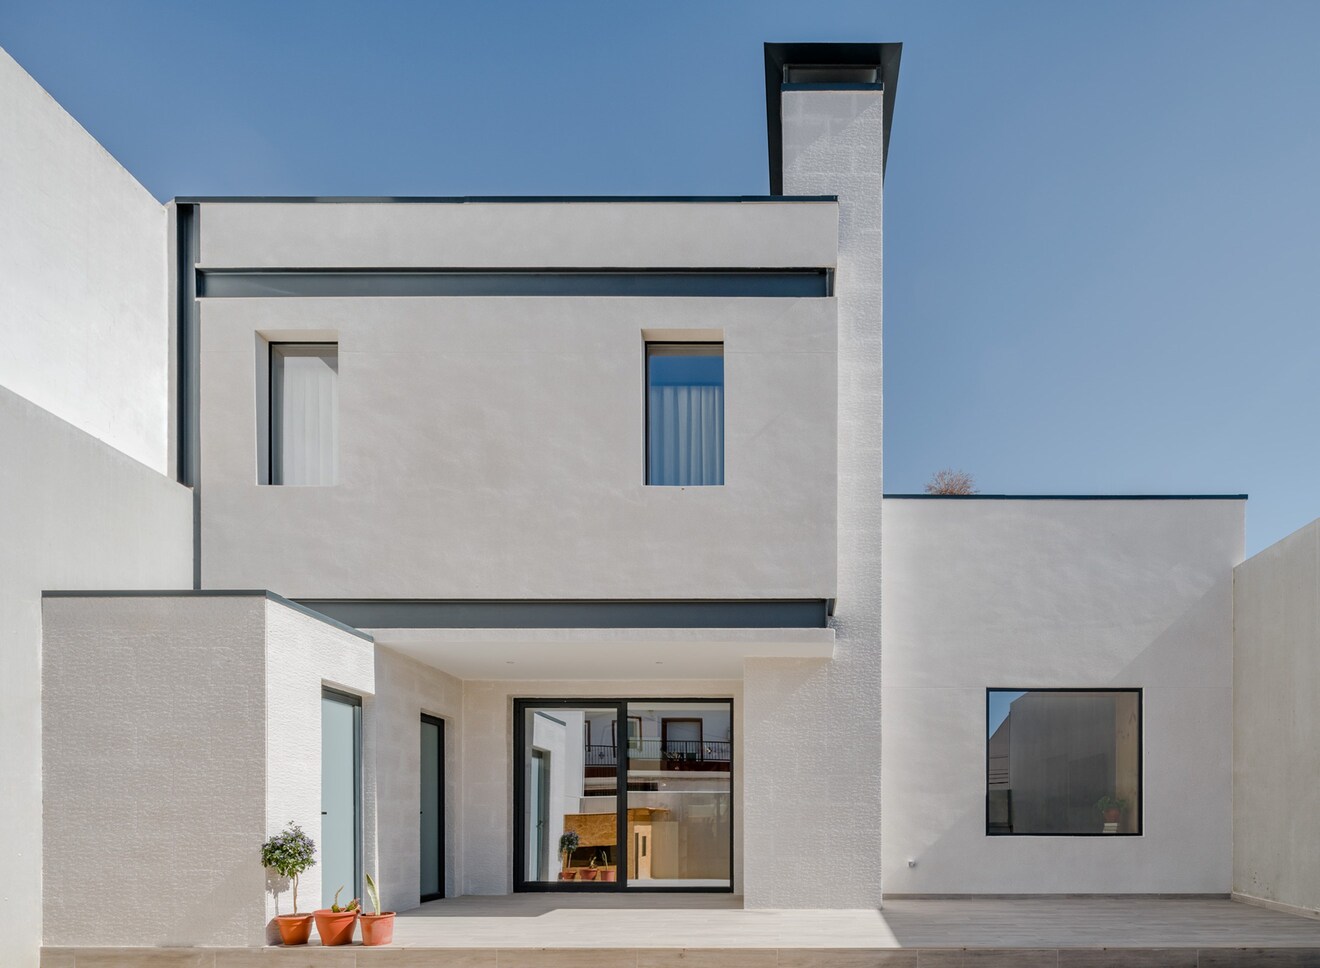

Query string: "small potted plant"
[1096, 795, 1128, 825]
[261, 822, 317, 945]
[558, 831, 580, 880]
[582, 855, 599, 881]
[598, 851, 617, 882]
[360, 872, 396, 946]
[314, 886, 360, 945]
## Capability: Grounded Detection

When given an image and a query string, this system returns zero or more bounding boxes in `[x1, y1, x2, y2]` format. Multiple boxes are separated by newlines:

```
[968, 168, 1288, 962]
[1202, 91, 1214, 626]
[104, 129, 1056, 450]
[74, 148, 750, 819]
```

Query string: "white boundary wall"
[1233, 518, 1320, 915]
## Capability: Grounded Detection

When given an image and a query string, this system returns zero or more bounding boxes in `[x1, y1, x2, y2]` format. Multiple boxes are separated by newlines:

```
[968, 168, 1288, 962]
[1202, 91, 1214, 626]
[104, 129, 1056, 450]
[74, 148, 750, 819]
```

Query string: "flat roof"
[884, 493, 1248, 501]
[171, 195, 838, 205]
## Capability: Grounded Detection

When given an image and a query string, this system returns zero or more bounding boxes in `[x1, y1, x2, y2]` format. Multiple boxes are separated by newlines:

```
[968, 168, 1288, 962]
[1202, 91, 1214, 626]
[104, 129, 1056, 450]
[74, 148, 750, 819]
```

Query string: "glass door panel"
[625, 701, 732, 889]
[519, 704, 620, 887]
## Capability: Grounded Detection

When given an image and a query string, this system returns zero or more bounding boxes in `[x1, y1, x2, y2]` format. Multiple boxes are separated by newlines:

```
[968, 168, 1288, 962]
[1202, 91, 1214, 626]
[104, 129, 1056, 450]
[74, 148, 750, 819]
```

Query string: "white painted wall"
[1233, 518, 1320, 915]
[41, 593, 374, 948]
[198, 200, 836, 269]
[881, 498, 1243, 894]
[263, 598, 375, 930]
[742, 87, 886, 908]
[197, 294, 837, 599]
[0, 387, 192, 968]
[460, 679, 743, 896]
[43, 596, 268, 946]
[0, 47, 170, 473]
[372, 646, 464, 911]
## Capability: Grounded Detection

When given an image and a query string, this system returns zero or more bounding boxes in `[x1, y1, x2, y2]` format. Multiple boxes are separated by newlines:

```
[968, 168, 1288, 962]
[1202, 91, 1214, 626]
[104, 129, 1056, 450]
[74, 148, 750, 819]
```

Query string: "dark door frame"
[512, 697, 734, 894]
[420, 714, 446, 901]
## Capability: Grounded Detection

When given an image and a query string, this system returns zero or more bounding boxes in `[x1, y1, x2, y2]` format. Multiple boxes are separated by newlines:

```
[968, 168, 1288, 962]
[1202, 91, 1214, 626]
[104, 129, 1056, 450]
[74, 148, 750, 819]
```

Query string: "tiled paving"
[41, 895, 1320, 967]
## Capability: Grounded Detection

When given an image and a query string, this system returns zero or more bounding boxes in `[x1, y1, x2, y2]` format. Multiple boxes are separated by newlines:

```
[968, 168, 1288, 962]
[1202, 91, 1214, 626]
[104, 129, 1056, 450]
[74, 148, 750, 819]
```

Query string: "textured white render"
[372, 627, 834, 680]
[1, 388, 191, 968]
[42, 593, 373, 948]
[372, 646, 464, 911]
[43, 596, 267, 947]
[881, 498, 1243, 894]
[0, 47, 169, 473]
[197, 293, 837, 599]
[263, 597, 375, 932]
[742, 88, 885, 908]
[197, 200, 837, 269]
[460, 679, 743, 896]
[1233, 518, 1320, 915]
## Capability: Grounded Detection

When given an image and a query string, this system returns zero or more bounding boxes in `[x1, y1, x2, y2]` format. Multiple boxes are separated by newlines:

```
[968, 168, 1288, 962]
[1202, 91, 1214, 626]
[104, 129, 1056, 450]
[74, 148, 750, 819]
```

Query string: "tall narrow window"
[271, 343, 338, 485]
[646, 343, 724, 486]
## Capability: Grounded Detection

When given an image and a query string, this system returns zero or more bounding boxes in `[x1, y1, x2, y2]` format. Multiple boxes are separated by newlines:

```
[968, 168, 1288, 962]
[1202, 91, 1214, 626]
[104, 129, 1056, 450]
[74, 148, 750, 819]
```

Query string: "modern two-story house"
[3, 38, 1317, 968]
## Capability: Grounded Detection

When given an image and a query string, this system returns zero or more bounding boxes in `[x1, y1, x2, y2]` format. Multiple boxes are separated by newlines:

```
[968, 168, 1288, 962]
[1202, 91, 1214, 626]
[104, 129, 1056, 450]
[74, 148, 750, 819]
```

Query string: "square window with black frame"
[986, 689, 1141, 836]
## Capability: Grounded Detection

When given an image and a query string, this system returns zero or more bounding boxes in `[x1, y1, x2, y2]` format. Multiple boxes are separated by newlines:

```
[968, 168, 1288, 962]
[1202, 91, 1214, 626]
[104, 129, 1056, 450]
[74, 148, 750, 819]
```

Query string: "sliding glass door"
[513, 698, 732, 892]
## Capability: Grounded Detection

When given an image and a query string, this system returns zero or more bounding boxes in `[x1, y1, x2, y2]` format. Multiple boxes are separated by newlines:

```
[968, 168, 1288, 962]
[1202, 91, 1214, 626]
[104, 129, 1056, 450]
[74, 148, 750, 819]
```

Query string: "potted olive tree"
[261, 823, 317, 945]
[360, 872, 396, 946]
[558, 831, 580, 880]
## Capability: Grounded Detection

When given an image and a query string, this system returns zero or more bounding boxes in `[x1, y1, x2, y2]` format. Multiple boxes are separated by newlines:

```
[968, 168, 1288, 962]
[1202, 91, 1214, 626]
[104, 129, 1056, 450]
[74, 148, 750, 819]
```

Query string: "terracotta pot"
[581, 869, 598, 881]
[275, 914, 313, 946]
[360, 912, 396, 946]
[598, 869, 617, 882]
[313, 909, 360, 946]
[1102, 808, 1121, 823]
[559, 871, 574, 881]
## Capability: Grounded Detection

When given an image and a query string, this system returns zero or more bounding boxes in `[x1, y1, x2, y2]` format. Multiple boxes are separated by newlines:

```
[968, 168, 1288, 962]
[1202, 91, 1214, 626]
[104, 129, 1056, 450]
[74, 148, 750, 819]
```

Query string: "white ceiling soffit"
[367, 627, 835, 681]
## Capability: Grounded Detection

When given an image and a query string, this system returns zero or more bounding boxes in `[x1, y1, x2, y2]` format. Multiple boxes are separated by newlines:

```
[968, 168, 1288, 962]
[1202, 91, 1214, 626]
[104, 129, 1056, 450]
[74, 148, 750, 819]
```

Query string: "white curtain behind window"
[273, 343, 338, 485]
[648, 383, 724, 486]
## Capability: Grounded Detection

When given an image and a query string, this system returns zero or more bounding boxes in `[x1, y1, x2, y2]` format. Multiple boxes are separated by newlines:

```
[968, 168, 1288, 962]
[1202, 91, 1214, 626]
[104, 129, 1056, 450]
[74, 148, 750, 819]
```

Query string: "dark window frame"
[268, 340, 338, 486]
[984, 687, 1144, 838]
[644, 341, 725, 487]
[322, 687, 364, 902]
[512, 697, 734, 893]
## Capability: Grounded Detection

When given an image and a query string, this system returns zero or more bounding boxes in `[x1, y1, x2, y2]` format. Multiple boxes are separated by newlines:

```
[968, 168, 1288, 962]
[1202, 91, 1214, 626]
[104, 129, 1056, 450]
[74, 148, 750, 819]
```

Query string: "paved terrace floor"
[41, 896, 1320, 968]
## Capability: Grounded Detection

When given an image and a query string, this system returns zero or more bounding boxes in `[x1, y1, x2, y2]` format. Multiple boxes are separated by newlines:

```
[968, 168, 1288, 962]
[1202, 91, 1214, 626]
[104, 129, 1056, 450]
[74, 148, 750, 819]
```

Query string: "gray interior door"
[321, 689, 361, 907]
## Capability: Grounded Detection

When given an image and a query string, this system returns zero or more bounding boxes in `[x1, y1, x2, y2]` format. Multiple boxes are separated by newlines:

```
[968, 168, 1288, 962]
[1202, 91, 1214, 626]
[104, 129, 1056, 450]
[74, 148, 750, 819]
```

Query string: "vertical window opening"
[646, 343, 724, 486]
[271, 342, 339, 485]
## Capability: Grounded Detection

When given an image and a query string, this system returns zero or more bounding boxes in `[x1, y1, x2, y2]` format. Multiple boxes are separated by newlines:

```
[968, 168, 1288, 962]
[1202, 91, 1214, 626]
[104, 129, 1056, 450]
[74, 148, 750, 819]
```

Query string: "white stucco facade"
[0, 46, 171, 475]
[881, 497, 1243, 893]
[8, 34, 1320, 967]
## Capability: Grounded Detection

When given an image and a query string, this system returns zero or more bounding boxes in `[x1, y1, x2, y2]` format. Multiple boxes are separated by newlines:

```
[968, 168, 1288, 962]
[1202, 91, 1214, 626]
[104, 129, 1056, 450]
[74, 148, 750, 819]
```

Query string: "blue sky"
[3, 1, 1318, 555]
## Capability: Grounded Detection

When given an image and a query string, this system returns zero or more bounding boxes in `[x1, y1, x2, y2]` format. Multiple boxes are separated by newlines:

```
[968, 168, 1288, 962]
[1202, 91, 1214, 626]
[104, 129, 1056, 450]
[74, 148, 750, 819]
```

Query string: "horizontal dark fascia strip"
[173, 195, 838, 204]
[781, 82, 884, 91]
[883, 493, 1249, 501]
[41, 589, 373, 641]
[293, 599, 830, 630]
[198, 268, 832, 299]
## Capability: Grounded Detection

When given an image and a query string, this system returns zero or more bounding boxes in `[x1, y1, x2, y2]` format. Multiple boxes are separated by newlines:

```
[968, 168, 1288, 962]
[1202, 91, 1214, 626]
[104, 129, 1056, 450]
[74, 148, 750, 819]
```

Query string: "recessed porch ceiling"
[367, 627, 834, 680]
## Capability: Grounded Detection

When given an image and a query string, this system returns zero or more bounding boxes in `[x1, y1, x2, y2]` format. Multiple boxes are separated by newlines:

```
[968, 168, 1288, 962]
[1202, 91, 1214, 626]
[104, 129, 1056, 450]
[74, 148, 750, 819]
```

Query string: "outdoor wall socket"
[907, 859, 917, 867]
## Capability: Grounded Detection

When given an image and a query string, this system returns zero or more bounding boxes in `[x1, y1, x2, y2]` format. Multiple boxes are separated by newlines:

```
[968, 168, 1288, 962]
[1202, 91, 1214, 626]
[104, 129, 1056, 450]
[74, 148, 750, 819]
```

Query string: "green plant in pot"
[261, 822, 317, 945]
[314, 885, 361, 945]
[360, 873, 396, 946]
[558, 831, 580, 880]
[1096, 795, 1128, 826]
